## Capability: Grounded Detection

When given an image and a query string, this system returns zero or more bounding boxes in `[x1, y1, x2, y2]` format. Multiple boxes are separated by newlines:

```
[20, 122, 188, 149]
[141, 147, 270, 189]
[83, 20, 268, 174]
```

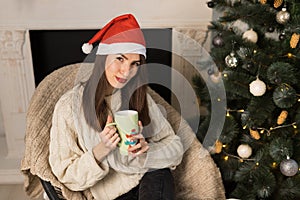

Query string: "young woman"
[49, 14, 184, 200]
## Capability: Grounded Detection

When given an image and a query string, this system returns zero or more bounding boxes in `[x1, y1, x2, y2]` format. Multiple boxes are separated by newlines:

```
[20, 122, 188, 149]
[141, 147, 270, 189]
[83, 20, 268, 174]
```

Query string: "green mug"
[106, 110, 139, 155]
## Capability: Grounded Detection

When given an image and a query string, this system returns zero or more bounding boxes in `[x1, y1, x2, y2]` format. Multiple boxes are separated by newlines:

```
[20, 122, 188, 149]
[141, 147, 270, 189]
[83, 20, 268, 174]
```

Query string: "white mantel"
[0, 0, 211, 29]
[0, 0, 212, 184]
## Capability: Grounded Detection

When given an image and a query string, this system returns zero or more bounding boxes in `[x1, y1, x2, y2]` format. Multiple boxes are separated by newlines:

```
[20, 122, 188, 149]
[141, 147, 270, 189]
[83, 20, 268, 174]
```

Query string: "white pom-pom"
[82, 43, 93, 54]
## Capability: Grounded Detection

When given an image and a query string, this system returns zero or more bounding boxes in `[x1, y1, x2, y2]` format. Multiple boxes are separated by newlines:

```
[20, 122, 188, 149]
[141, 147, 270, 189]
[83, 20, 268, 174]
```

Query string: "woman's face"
[105, 53, 141, 89]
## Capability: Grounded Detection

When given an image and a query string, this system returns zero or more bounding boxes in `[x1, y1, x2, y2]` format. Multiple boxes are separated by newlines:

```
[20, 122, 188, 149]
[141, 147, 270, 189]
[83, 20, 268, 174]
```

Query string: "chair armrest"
[40, 179, 63, 200]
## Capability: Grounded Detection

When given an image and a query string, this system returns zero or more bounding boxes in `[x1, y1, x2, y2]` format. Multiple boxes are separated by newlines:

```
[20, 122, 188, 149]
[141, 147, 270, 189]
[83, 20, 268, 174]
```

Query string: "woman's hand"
[99, 115, 120, 150]
[93, 115, 120, 163]
[128, 121, 149, 157]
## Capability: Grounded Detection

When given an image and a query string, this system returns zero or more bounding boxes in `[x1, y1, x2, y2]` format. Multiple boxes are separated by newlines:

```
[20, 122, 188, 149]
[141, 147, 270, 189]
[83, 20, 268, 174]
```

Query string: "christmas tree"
[194, 0, 300, 199]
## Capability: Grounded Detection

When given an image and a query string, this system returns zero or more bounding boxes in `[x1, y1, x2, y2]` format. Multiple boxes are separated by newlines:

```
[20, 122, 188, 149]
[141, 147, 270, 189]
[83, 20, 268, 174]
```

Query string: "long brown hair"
[82, 55, 150, 131]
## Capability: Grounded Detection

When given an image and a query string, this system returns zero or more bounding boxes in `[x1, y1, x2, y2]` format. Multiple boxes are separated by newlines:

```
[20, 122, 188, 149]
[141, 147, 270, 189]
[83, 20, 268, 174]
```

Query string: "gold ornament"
[277, 110, 288, 125]
[215, 140, 223, 154]
[290, 33, 299, 49]
[276, 8, 290, 24]
[260, 0, 267, 4]
[243, 29, 258, 43]
[250, 128, 260, 140]
[274, 0, 283, 8]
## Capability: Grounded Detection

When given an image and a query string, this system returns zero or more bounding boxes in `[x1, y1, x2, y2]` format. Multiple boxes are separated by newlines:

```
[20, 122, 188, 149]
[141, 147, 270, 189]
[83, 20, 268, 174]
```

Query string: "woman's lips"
[116, 76, 127, 84]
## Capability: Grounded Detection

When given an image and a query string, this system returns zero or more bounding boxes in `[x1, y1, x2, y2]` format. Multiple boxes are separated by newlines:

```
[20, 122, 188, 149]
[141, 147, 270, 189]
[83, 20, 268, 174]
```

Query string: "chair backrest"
[22, 63, 94, 199]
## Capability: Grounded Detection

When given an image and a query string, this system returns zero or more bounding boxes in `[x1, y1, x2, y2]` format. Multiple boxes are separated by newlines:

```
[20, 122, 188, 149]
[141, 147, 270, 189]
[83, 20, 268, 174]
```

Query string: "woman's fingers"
[100, 126, 116, 139]
[138, 120, 143, 134]
[106, 115, 113, 124]
[99, 120, 120, 149]
[127, 121, 148, 156]
[128, 135, 149, 156]
[112, 134, 121, 146]
[131, 133, 144, 140]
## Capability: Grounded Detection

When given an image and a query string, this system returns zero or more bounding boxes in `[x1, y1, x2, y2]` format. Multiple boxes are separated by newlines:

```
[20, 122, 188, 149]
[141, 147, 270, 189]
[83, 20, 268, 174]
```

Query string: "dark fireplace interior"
[29, 29, 172, 103]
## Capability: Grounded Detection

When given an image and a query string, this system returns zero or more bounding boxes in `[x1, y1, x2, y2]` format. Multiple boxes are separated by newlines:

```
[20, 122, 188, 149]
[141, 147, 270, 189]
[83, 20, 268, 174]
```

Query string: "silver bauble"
[280, 159, 299, 176]
[276, 8, 290, 24]
[237, 47, 251, 59]
[225, 52, 238, 68]
[213, 34, 224, 47]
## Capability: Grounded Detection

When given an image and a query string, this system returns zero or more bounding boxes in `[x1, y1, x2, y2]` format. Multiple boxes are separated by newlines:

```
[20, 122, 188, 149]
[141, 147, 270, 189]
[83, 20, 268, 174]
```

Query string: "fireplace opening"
[29, 29, 172, 103]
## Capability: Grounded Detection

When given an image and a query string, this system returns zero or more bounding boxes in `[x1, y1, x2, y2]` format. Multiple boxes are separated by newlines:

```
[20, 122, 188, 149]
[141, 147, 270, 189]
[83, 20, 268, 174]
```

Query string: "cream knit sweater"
[49, 84, 184, 200]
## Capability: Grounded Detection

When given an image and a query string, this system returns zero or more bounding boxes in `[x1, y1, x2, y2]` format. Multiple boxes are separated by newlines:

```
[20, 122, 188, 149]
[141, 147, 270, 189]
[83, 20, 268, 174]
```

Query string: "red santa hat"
[82, 14, 146, 58]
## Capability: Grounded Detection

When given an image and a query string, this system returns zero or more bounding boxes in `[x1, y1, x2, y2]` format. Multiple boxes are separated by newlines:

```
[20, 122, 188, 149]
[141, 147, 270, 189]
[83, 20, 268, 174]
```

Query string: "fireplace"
[0, 26, 209, 183]
[29, 29, 172, 103]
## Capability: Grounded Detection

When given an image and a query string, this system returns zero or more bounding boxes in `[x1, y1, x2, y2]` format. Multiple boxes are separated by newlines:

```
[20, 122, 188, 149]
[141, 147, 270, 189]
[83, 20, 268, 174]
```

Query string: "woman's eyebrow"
[119, 54, 128, 60]
[119, 54, 141, 63]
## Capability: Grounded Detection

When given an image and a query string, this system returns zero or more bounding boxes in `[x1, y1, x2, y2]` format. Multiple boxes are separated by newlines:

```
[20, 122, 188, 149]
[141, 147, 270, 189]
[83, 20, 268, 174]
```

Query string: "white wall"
[0, 0, 212, 29]
[0, 102, 4, 137]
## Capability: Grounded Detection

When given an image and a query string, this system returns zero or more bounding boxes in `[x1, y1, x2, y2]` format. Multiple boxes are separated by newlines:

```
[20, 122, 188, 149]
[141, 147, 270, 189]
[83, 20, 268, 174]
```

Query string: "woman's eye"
[116, 57, 124, 62]
[132, 62, 141, 67]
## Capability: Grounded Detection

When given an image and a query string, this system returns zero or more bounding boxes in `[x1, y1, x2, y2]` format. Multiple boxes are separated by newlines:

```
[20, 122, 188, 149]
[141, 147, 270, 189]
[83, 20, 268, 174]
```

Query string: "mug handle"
[105, 122, 117, 127]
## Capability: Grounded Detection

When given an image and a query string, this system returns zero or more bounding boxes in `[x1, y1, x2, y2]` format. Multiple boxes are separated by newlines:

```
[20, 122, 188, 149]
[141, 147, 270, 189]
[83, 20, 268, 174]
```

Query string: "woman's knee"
[139, 168, 175, 200]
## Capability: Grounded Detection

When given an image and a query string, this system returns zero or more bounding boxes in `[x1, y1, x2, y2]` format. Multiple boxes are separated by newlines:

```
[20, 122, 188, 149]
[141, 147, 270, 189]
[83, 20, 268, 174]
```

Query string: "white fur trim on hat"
[96, 42, 146, 58]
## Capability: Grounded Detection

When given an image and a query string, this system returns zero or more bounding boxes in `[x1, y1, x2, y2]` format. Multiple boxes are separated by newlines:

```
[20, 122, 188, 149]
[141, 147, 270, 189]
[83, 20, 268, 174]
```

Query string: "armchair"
[21, 63, 225, 200]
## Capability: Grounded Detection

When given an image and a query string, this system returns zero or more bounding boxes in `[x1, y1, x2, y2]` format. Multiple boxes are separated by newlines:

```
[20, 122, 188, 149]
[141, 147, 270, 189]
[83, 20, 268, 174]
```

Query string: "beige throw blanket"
[21, 63, 225, 200]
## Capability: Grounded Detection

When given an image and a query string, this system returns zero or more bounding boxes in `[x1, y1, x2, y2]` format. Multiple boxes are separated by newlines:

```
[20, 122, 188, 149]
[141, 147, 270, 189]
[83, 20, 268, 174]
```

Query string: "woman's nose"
[120, 63, 131, 76]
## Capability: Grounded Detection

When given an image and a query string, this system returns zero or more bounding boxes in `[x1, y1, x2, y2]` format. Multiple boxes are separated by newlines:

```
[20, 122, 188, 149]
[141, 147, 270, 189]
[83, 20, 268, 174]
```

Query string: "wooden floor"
[0, 137, 45, 200]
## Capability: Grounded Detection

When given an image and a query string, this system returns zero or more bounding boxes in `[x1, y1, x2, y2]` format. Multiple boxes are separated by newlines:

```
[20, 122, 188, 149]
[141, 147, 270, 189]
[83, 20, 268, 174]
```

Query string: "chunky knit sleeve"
[142, 94, 184, 169]
[49, 90, 109, 191]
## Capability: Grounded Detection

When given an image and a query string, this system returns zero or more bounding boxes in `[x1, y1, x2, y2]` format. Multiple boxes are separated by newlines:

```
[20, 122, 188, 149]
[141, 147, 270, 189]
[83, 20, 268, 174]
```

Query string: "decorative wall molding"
[0, 30, 35, 160]
[171, 27, 210, 121]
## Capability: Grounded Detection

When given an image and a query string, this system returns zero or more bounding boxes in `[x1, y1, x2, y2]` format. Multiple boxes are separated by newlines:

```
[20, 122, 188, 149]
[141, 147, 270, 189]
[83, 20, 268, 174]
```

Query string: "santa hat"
[82, 14, 146, 58]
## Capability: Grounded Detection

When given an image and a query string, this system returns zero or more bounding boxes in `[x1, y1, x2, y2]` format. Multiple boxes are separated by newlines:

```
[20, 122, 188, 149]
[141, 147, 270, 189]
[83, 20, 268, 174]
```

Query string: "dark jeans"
[114, 168, 175, 200]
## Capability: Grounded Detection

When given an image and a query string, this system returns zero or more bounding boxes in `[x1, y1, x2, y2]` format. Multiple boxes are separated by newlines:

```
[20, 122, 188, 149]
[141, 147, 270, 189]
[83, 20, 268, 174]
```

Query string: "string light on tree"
[249, 77, 267, 96]
[287, 53, 294, 58]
